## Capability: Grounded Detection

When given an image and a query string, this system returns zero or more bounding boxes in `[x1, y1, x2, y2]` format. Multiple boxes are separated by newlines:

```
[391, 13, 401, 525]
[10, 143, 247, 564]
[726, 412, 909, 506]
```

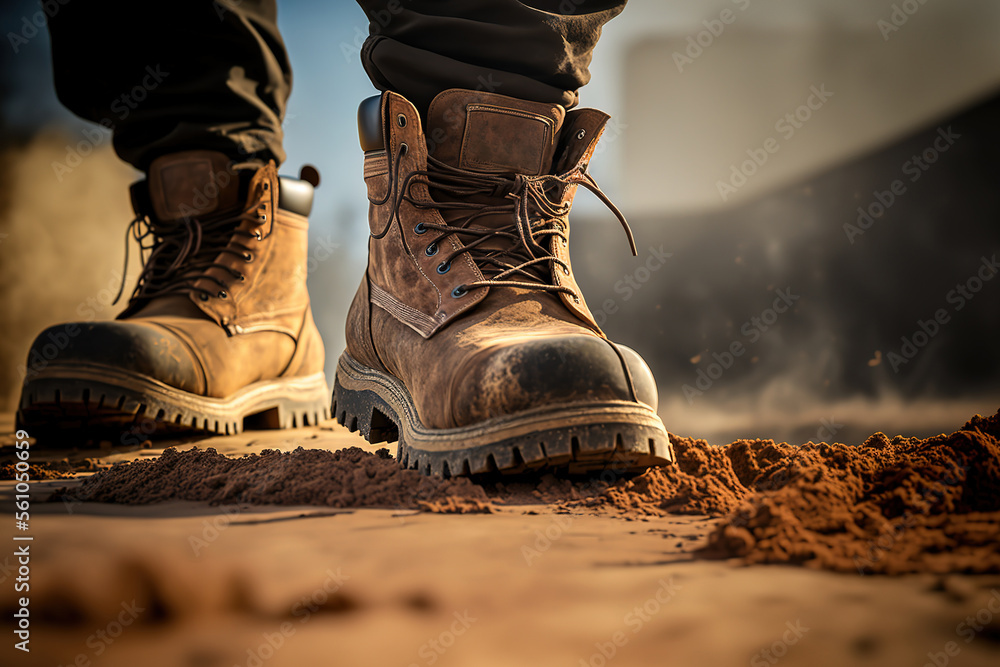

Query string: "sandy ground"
[3, 414, 1000, 667]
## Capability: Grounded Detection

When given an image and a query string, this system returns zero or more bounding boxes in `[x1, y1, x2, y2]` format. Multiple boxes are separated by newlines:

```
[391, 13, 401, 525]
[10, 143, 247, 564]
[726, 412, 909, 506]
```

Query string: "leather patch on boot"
[460, 105, 554, 176]
[148, 151, 237, 221]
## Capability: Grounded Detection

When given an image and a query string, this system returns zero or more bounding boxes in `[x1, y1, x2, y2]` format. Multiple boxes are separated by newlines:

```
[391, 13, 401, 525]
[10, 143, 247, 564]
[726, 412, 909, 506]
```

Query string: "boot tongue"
[146, 150, 241, 222]
[423, 90, 568, 280]
[425, 89, 566, 176]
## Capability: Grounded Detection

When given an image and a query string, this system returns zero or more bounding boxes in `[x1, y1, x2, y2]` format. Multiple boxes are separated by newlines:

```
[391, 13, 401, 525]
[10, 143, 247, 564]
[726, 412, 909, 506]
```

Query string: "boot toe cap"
[448, 335, 657, 427]
[26, 321, 203, 393]
[617, 344, 659, 410]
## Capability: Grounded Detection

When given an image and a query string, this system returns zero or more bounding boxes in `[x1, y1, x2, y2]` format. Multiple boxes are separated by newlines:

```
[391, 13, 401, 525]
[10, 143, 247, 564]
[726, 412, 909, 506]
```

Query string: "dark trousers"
[47, 0, 626, 170]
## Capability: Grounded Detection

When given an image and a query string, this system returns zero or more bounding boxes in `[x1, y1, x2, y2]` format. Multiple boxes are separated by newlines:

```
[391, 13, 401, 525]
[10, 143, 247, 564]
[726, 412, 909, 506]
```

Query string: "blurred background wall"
[1, 0, 998, 445]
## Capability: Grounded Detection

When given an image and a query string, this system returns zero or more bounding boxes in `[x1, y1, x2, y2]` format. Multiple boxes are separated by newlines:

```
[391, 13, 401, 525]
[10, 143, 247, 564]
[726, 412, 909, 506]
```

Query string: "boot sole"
[16, 363, 330, 448]
[332, 352, 673, 477]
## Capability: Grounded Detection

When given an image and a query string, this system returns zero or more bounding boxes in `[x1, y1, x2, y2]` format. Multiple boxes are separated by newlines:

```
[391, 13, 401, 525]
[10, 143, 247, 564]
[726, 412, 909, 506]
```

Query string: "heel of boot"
[332, 374, 400, 445]
[243, 394, 330, 430]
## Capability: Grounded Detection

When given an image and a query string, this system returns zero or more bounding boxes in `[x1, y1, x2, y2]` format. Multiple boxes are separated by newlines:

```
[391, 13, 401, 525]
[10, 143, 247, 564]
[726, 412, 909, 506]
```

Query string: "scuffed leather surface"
[346, 90, 656, 429]
[28, 157, 325, 399]
[31, 319, 206, 394]
[364, 287, 651, 429]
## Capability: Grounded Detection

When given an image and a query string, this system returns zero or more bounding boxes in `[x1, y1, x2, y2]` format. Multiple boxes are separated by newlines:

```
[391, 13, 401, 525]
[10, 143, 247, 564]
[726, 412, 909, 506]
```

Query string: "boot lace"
[113, 168, 269, 306]
[371, 151, 637, 299]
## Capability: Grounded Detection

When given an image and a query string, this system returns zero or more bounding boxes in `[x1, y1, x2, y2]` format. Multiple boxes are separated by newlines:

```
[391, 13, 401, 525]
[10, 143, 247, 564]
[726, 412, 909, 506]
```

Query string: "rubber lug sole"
[332, 351, 673, 477]
[16, 364, 330, 448]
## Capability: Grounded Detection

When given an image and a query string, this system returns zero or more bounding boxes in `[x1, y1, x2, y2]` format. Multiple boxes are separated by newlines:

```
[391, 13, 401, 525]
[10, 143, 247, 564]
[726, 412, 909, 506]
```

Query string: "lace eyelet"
[399, 142, 408, 156]
[436, 261, 451, 275]
[562, 266, 570, 275]
[237, 273, 245, 282]
[243, 252, 253, 263]
[218, 290, 228, 299]
[572, 295, 581, 304]
[576, 129, 587, 140]
[254, 231, 262, 241]
[414, 222, 427, 235]
[199, 293, 210, 301]
[425, 243, 438, 257]
[397, 114, 407, 127]
[259, 214, 267, 222]
[451, 285, 468, 298]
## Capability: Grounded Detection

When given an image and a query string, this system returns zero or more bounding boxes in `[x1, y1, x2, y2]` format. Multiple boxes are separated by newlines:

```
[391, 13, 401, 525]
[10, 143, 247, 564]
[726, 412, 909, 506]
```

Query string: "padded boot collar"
[425, 89, 566, 176]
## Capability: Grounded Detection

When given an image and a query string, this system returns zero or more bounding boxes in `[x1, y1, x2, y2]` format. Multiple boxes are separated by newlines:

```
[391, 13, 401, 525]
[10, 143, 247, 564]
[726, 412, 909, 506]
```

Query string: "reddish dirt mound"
[585, 410, 1000, 573]
[55, 410, 1000, 574]
[53, 446, 489, 510]
[581, 435, 763, 516]
[698, 411, 1000, 574]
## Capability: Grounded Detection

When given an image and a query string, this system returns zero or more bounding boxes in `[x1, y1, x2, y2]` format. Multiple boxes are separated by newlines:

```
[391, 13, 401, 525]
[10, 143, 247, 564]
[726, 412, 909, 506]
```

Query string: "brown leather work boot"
[17, 151, 328, 445]
[334, 89, 673, 476]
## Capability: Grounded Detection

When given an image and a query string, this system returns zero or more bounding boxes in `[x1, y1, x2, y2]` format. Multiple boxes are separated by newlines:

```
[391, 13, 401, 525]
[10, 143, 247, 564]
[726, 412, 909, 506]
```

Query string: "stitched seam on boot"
[369, 280, 437, 338]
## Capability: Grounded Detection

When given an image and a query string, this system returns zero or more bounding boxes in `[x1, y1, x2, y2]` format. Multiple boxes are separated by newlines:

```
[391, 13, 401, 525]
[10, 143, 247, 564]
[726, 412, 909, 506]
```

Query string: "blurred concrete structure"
[592, 0, 1000, 214]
